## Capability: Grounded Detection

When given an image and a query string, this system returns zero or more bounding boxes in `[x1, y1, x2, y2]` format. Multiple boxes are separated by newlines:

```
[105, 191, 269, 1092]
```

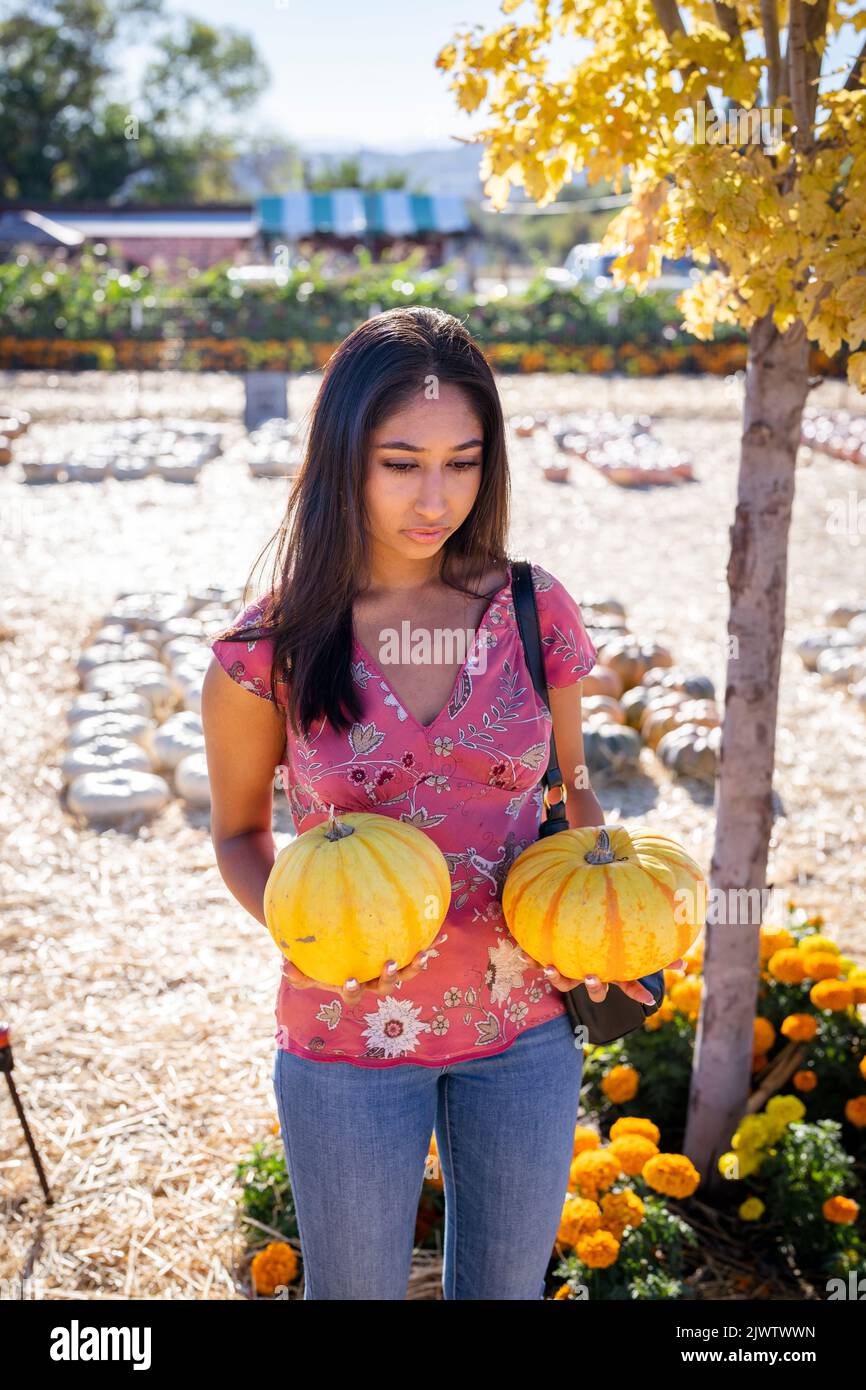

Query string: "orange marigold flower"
[859, 1056, 866, 1083]
[600, 1188, 645, 1233]
[822, 1195, 860, 1224]
[609, 1133, 659, 1175]
[801, 951, 842, 981]
[810, 979, 855, 1011]
[576, 1228, 620, 1268]
[759, 924, 794, 961]
[767, 948, 807, 983]
[557, 1194, 602, 1247]
[753, 1016, 776, 1054]
[670, 976, 702, 1019]
[554, 1282, 575, 1299]
[609, 1116, 661, 1145]
[792, 1069, 817, 1091]
[601, 1064, 639, 1104]
[780, 1013, 818, 1042]
[250, 1241, 299, 1295]
[572, 1125, 602, 1157]
[570, 1149, 621, 1200]
[844, 1096, 866, 1128]
[642, 1153, 701, 1199]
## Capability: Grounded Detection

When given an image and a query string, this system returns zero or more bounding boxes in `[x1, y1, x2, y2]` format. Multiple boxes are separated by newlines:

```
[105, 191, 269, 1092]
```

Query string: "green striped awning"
[258, 190, 470, 237]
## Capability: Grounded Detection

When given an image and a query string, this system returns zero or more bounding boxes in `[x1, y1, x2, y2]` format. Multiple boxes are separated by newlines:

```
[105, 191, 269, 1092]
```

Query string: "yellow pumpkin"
[263, 807, 451, 986]
[501, 824, 706, 981]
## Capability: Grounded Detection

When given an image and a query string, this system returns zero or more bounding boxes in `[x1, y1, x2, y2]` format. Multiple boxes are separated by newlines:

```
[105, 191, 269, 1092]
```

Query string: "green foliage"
[0, 0, 268, 201]
[235, 1137, 299, 1246]
[0, 245, 729, 350]
[746, 1121, 865, 1282]
[582, 1012, 695, 1149]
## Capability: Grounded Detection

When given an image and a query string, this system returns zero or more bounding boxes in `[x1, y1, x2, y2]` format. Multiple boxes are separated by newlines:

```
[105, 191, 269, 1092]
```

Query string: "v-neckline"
[351, 560, 513, 734]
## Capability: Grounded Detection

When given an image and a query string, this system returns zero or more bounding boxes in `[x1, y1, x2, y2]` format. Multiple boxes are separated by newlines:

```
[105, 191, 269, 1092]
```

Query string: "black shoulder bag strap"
[509, 558, 664, 1045]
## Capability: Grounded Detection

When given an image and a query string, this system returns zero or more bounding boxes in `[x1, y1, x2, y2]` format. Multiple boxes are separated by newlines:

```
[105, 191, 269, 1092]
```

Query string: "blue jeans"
[271, 1009, 584, 1300]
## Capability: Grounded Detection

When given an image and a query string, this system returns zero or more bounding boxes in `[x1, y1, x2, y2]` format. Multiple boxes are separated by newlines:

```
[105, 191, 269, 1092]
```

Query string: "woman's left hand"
[517, 955, 686, 1006]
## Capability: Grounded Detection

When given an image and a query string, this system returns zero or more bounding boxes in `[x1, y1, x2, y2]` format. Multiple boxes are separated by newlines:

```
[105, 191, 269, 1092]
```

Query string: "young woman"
[202, 305, 665, 1301]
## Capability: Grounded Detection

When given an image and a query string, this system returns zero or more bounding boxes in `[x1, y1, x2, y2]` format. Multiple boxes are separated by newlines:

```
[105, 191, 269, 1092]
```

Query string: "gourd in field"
[594, 637, 674, 691]
[501, 825, 706, 982]
[641, 667, 716, 701]
[264, 807, 452, 987]
[581, 694, 626, 725]
[641, 698, 719, 750]
[580, 665, 624, 700]
[582, 723, 642, 774]
[656, 723, 721, 782]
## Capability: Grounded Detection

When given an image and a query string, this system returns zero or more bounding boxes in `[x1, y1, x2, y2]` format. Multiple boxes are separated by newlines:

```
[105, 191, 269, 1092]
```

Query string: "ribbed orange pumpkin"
[264, 807, 452, 986]
[501, 824, 706, 981]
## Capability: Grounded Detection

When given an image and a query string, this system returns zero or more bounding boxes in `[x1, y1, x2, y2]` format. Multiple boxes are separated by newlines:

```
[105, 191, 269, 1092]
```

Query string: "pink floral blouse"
[210, 560, 598, 1068]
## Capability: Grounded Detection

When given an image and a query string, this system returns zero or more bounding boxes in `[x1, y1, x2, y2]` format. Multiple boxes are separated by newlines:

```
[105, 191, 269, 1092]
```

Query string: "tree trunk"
[683, 309, 811, 1194]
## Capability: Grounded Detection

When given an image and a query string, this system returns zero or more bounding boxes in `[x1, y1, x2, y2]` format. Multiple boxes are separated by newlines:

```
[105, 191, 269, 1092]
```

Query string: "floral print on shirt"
[210, 560, 598, 1068]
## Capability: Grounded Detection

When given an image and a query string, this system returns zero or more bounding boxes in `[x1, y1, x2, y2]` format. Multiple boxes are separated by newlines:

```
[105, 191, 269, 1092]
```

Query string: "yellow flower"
[670, 976, 702, 1019]
[576, 1228, 621, 1268]
[767, 948, 807, 984]
[780, 1013, 818, 1042]
[801, 951, 843, 981]
[844, 1096, 866, 1129]
[557, 1194, 602, 1247]
[739, 1197, 765, 1220]
[572, 1125, 602, 1157]
[759, 924, 794, 960]
[609, 1116, 661, 1145]
[601, 1064, 639, 1104]
[569, 1149, 621, 1201]
[642, 1153, 701, 1198]
[765, 1094, 806, 1126]
[822, 1195, 860, 1224]
[250, 1241, 299, 1295]
[810, 979, 855, 1011]
[848, 972, 866, 1005]
[798, 933, 837, 955]
[609, 1133, 659, 1175]
[732, 1114, 772, 1149]
[753, 1016, 776, 1054]
[793, 1069, 817, 1092]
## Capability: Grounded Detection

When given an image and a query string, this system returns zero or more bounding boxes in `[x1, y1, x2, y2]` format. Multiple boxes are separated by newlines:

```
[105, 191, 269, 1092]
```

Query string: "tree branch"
[713, 3, 740, 40]
[761, 0, 783, 104]
[787, 0, 810, 153]
[844, 33, 866, 91]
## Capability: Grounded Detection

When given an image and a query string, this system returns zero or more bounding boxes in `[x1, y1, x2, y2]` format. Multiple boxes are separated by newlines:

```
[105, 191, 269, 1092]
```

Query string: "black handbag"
[509, 559, 665, 1046]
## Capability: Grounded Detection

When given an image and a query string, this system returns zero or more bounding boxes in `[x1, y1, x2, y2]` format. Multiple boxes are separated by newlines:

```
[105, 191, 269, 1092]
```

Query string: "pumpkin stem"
[323, 802, 355, 841]
[584, 827, 627, 865]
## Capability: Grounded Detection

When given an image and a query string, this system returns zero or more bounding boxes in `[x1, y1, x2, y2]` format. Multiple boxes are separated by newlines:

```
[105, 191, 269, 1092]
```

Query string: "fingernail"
[345, 978, 358, 991]
[385, 961, 398, 974]
[543, 965, 555, 978]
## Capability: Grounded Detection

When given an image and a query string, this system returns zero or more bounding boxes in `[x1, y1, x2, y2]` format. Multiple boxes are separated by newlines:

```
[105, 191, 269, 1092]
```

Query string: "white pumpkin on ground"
[67, 713, 155, 748]
[67, 769, 171, 822]
[174, 752, 211, 807]
[66, 692, 152, 725]
[77, 639, 161, 676]
[151, 712, 205, 771]
[62, 736, 154, 784]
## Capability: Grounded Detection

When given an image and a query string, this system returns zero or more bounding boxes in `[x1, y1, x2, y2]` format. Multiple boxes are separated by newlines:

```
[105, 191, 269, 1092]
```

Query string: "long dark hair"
[217, 305, 511, 736]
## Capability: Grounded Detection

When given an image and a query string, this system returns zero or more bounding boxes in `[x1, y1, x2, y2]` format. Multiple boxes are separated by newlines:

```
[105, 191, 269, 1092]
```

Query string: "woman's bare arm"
[546, 681, 605, 830]
[200, 657, 287, 929]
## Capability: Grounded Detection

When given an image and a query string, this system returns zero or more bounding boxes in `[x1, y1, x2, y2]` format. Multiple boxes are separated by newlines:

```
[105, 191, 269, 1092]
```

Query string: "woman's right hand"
[281, 931, 448, 1004]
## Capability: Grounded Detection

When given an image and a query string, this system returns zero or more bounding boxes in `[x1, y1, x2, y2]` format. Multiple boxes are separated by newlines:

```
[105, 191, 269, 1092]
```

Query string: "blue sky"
[124, 0, 863, 151]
